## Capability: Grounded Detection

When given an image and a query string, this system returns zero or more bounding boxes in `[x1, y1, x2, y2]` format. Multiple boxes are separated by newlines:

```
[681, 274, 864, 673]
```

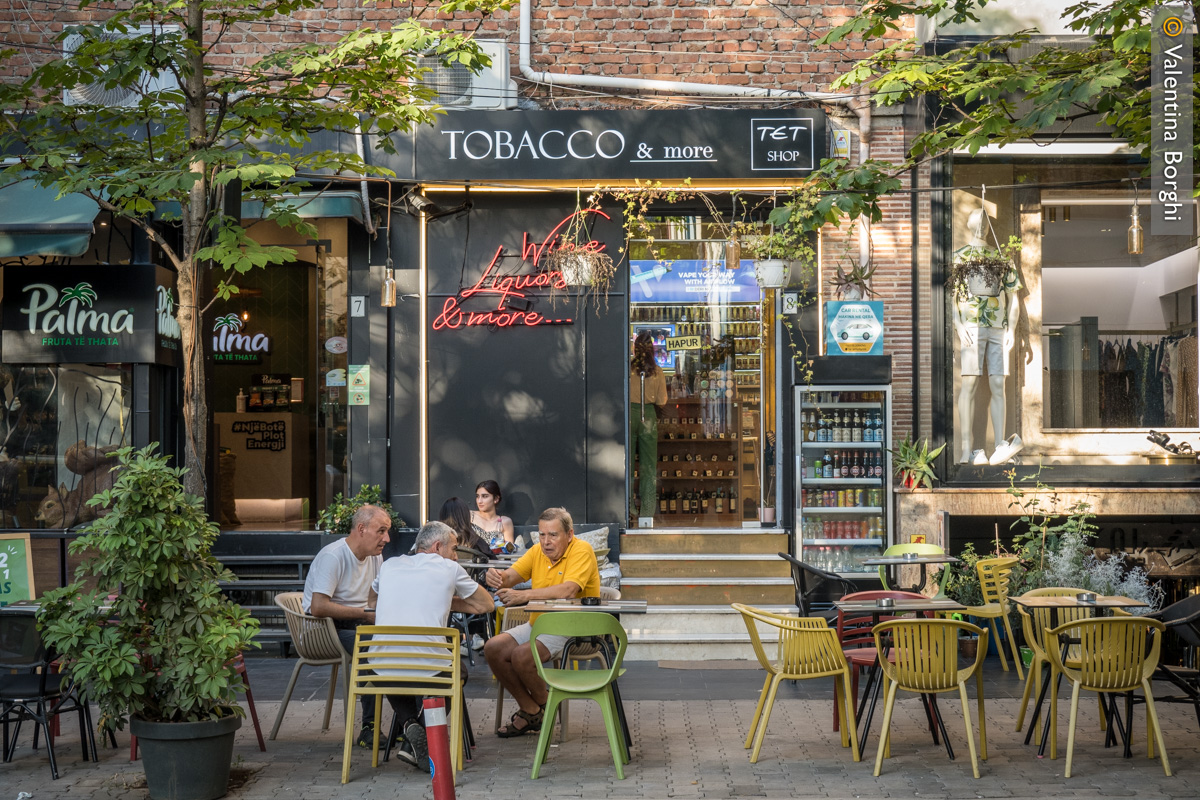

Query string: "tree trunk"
[177, 257, 207, 499]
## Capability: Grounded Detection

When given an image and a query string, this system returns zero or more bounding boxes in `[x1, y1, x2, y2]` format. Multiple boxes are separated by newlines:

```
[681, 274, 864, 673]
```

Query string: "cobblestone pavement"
[5, 683, 1198, 799]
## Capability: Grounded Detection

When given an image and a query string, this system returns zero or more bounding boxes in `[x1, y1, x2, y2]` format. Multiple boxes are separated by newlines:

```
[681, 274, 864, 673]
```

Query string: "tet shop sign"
[2, 263, 181, 365]
[383, 109, 828, 182]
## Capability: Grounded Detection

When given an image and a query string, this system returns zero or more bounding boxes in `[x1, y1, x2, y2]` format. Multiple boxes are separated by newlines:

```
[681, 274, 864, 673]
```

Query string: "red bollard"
[423, 697, 455, 800]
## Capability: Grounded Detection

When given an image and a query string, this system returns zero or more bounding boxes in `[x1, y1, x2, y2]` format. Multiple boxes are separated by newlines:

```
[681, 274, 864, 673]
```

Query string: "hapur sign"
[1, 263, 180, 366]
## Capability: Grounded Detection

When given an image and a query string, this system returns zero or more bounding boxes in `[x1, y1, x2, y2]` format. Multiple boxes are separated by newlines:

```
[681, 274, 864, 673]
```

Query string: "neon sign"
[432, 209, 610, 331]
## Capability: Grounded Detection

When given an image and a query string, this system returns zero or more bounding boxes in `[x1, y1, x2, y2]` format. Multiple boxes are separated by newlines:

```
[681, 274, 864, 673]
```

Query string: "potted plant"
[316, 483, 404, 536]
[888, 434, 946, 489]
[38, 445, 260, 800]
[950, 236, 1021, 301]
[830, 258, 877, 300]
[730, 193, 817, 290]
[949, 614, 980, 660]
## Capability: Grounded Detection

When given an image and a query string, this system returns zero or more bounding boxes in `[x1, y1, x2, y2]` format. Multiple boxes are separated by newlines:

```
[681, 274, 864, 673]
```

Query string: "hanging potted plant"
[546, 195, 617, 314]
[830, 258, 877, 301]
[730, 191, 817, 290]
[950, 236, 1021, 300]
[888, 434, 946, 489]
[39, 445, 260, 800]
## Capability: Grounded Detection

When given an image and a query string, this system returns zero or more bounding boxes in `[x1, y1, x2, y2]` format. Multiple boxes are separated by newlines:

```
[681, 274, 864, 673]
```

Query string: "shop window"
[949, 159, 1198, 468]
[0, 364, 132, 529]
[628, 215, 776, 527]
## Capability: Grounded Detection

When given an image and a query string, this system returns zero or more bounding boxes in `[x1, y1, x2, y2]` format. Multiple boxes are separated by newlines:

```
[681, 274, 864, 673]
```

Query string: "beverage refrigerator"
[793, 384, 893, 576]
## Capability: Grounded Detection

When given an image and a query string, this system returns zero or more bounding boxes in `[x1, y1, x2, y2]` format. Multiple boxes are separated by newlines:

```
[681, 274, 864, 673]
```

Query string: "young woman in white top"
[470, 479, 516, 552]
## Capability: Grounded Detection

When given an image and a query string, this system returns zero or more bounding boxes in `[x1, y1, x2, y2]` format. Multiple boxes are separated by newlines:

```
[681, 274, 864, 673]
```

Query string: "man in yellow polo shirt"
[483, 506, 600, 737]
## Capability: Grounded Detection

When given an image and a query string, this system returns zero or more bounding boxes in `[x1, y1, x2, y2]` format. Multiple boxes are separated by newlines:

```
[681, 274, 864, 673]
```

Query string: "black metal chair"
[1128, 593, 1200, 731]
[778, 552, 856, 623]
[0, 607, 98, 779]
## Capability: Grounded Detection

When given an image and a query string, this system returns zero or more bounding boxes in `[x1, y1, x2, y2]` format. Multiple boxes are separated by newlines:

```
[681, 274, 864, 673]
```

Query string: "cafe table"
[860, 553, 960, 595]
[834, 596, 967, 755]
[1009, 593, 1148, 757]
[523, 598, 647, 747]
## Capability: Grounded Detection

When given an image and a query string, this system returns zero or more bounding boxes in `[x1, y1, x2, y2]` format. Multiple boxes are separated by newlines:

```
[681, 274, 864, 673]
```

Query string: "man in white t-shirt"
[302, 504, 391, 747]
[370, 521, 493, 770]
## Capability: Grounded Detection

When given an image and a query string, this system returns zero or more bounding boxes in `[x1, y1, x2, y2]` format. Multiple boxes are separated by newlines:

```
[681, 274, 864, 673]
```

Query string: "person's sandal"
[496, 706, 543, 738]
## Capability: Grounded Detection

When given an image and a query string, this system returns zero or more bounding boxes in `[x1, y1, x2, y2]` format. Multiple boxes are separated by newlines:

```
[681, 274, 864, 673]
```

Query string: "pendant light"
[381, 258, 397, 307]
[1127, 183, 1144, 256]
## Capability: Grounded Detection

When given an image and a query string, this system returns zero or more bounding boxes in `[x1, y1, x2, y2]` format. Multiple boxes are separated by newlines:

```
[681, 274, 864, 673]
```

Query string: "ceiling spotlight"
[1063, 205, 1071, 222]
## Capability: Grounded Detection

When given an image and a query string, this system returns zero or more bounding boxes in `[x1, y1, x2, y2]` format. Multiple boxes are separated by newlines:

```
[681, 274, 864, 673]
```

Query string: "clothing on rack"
[1095, 333, 1196, 429]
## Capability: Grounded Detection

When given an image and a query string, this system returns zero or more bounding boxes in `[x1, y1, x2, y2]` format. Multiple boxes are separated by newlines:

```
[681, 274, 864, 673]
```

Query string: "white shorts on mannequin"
[959, 326, 1009, 376]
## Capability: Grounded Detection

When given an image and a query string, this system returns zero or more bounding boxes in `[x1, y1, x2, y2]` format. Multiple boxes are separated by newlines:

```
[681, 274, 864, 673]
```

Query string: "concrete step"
[621, 529, 789, 555]
[620, 553, 789, 578]
[624, 604, 797, 660]
[620, 576, 793, 605]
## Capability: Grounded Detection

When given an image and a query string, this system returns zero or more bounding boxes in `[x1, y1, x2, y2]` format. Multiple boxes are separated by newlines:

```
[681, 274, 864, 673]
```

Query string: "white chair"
[269, 592, 351, 740]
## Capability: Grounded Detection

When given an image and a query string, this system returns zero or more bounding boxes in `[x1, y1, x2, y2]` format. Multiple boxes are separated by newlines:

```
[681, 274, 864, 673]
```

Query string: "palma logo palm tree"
[214, 314, 243, 333]
[58, 282, 98, 308]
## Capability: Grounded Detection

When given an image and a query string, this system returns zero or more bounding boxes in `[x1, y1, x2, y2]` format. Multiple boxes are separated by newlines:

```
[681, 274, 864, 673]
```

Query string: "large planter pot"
[130, 715, 242, 800]
[838, 285, 865, 301]
[556, 251, 602, 287]
[754, 258, 789, 288]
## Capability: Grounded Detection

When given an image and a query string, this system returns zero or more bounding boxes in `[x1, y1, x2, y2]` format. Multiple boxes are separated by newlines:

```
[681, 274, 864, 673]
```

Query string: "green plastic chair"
[878, 543, 951, 597]
[529, 611, 630, 779]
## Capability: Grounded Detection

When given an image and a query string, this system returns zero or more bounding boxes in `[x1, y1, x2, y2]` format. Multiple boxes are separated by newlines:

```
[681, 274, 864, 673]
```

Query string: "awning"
[0, 181, 100, 258]
[153, 190, 367, 225]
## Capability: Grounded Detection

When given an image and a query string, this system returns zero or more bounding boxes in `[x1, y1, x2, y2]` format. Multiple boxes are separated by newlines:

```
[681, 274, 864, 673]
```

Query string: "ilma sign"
[1, 263, 181, 366]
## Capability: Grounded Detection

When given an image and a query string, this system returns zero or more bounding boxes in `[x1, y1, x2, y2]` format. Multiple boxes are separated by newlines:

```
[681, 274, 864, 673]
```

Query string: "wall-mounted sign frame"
[0, 532, 35, 607]
[825, 301, 884, 356]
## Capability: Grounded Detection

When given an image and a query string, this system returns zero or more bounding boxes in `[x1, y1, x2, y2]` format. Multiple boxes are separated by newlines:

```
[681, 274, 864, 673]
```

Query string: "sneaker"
[989, 434, 1024, 465]
[470, 634, 486, 651]
[403, 720, 430, 773]
[355, 723, 376, 749]
[392, 737, 419, 768]
[971, 449, 988, 465]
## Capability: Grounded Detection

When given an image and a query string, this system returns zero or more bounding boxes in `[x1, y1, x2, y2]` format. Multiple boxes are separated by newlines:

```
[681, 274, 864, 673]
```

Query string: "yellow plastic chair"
[732, 603, 860, 764]
[1046, 617, 1170, 778]
[1014, 587, 1105, 733]
[340, 626, 463, 784]
[963, 557, 1024, 679]
[878, 543, 952, 597]
[872, 618, 988, 778]
[529, 611, 629, 779]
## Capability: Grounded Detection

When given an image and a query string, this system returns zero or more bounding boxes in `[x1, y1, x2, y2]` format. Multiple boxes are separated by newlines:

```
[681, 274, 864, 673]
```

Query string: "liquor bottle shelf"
[802, 442, 883, 450]
[802, 402, 883, 410]
[801, 506, 884, 515]
[803, 538, 884, 546]
[804, 477, 882, 486]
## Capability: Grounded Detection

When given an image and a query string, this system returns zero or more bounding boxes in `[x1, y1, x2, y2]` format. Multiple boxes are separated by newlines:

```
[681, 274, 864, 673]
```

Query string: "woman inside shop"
[471, 479, 516, 553]
[439, 496, 492, 555]
[630, 329, 667, 522]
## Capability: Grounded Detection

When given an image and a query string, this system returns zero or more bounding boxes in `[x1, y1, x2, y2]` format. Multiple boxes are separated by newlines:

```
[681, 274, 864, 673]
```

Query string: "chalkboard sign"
[0, 533, 35, 607]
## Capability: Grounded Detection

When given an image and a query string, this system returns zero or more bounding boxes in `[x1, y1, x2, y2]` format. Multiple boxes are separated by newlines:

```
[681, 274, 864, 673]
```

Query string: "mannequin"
[954, 208, 1024, 465]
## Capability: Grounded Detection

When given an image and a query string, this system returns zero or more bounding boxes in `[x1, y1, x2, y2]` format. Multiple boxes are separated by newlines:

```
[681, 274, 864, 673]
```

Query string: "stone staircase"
[619, 528, 796, 660]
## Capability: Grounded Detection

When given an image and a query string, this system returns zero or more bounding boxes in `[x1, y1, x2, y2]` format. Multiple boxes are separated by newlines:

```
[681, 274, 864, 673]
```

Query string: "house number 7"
[351, 296, 366, 317]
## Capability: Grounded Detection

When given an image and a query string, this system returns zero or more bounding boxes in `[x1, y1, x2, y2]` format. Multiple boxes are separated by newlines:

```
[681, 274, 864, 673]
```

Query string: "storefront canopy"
[0, 181, 100, 258]
[153, 190, 366, 225]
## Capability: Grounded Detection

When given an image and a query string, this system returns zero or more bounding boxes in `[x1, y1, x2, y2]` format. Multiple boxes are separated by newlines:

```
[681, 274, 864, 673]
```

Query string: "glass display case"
[794, 384, 893, 575]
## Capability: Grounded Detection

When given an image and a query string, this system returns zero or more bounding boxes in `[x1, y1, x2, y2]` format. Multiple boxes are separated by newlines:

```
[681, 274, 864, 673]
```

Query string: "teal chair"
[529, 611, 630, 779]
[878, 543, 952, 598]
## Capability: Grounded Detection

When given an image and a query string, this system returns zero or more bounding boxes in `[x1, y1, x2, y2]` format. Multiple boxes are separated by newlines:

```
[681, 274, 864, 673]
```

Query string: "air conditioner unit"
[416, 39, 516, 110]
[62, 26, 180, 107]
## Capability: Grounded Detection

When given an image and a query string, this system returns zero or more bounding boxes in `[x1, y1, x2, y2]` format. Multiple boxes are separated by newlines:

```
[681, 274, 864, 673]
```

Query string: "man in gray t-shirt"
[302, 504, 390, 746]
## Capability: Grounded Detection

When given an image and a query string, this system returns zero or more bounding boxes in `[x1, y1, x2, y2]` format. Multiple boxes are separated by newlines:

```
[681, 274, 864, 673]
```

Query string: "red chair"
[130, 653, 265, 760]
[834, 590, 929, 733]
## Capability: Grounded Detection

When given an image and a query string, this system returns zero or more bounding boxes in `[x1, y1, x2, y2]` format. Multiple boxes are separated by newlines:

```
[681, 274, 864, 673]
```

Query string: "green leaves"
[38, 445, 259, 730]
[888, 435, 947, 489]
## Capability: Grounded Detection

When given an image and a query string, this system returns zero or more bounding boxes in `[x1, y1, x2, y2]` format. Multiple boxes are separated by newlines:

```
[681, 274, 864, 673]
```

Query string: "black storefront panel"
[423, 195, 627, 525]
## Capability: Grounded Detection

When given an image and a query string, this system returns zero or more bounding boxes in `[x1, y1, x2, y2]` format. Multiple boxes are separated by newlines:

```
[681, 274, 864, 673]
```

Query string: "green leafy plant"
[943, 543, 987, 607]
[950, 236, 1022, 301]
[38, 445, 260, 732]
[316, 484, 404, 537]
[889, 435, 946, 488]
[830, 257, 878, 299]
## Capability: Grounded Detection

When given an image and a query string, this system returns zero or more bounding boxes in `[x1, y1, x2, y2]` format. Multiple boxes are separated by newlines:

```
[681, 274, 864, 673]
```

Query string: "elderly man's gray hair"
[351, 504, 388, 532]
[414, 520, 457, 553]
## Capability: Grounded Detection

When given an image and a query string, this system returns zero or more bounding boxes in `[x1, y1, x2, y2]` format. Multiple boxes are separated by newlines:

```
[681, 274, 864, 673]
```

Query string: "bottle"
[851, 410, 862, 442]
[659, 490, 668, 515]
[715, 488, 725, 513]
[830, 451, 840, 478]
[874, 451, 884, 479]
[850, 451, 861, 479]
[823, 456, 833, 479]
[669, 491, 678, 514]
[701, 491, 710, 513]
[236, 388, 247, 413]
[817, 414, 828, 442]
[840, 452, 850, 479]
[811, 457, 821, 480]
[730, 488, 739, 514]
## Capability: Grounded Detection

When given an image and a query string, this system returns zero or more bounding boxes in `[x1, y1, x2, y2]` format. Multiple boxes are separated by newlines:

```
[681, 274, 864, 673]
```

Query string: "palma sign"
[212, 314, 272, 363]
[1, 263, 180, 365]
